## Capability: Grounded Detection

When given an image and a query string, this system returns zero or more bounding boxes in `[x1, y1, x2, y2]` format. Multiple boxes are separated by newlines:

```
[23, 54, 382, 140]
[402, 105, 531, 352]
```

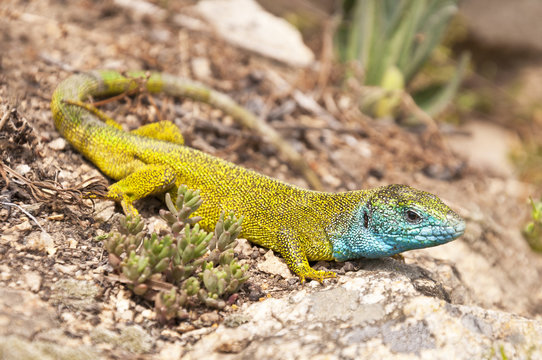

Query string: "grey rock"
[183, 267, 542, 359]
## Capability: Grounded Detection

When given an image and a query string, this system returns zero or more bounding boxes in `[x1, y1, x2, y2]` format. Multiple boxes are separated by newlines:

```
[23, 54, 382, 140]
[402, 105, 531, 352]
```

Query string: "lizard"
[51, 70, 466, 283]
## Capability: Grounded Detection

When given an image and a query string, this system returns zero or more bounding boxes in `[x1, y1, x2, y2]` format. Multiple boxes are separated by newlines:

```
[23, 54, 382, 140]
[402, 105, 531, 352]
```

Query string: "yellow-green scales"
[51, 70, 465, 282]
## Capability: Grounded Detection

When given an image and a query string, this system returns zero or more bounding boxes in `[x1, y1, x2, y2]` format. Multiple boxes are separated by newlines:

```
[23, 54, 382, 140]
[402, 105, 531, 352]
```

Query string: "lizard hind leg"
[106, 164, 177, 216]
[130, 121, 184, 145]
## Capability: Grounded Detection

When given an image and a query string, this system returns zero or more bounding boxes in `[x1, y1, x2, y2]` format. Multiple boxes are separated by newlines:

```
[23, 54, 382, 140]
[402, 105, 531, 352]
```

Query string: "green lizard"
[51, 70, 465, 282]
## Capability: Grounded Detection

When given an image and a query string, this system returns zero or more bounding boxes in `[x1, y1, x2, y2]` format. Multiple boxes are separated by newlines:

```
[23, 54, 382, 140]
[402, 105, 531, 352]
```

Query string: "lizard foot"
[298, 268, 336, 284]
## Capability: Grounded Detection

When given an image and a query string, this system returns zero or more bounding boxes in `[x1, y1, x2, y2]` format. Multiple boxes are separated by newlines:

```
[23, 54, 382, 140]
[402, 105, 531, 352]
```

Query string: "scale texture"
[51, 70, 466, 282]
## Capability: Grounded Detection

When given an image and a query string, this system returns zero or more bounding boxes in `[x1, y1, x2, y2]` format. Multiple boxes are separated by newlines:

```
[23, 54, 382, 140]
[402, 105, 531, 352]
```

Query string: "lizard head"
[331, 184, 465, 261]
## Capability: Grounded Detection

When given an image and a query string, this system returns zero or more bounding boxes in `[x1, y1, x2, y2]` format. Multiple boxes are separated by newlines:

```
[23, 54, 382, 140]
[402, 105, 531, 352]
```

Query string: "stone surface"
[183, 269, 542, 360]
[194, 0, 314, 67]
[50, 278, 102, 311]
[90, 325, 154, 354]
[0, 335, 101, 360]
[0, 288, 101, 359]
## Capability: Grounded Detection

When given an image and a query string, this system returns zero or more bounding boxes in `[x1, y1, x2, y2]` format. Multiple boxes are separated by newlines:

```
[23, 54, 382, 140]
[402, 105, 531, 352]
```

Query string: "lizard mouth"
[410, 214, 465, 245]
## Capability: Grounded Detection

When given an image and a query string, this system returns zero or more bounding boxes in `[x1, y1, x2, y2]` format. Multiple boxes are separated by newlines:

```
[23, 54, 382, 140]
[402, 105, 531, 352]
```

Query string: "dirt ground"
[1, 0, 541, 358]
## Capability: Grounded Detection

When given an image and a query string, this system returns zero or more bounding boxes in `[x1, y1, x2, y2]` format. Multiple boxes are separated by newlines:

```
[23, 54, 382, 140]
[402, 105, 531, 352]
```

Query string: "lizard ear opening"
[363, 210, 369, 228]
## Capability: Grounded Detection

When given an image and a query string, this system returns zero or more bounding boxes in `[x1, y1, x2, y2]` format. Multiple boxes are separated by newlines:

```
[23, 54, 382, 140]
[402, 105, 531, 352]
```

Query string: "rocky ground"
[1, 0, 542, 359]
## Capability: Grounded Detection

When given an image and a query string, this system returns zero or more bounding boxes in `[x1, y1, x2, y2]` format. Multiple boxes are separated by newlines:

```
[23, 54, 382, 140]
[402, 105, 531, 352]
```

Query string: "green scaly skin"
[51, 70, 466, 282]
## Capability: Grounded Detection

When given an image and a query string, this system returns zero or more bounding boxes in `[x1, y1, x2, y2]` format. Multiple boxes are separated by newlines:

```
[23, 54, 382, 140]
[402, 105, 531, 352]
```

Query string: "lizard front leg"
[106, 164, 177, 216]
[277, 230, 336, 283]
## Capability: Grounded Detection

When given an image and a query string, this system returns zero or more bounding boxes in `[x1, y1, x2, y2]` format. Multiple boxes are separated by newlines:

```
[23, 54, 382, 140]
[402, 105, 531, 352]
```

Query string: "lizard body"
[51, 70, 465, 282]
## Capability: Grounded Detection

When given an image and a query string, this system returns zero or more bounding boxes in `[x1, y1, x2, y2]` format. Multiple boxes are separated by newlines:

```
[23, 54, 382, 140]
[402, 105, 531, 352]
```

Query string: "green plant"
[336, 0, 468, 118]
[523, 197, 542, 253]
[100, 185, 249, 323]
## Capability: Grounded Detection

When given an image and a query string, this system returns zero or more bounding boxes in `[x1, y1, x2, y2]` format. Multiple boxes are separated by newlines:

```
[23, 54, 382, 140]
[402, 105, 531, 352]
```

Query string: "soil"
[1, 0, 541, 358]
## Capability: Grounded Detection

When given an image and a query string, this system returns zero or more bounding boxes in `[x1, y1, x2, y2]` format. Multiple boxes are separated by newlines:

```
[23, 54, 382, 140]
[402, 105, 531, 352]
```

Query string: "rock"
[194, 0, 314, 67]
[93, 200, 117, 223]
[13, 164, 31, 176]
[54, 263, 77, 275]
[158, 342, 183, 360]
[91, 325, 153, 354]
[234, 238, 253, 258]
[0, 265, 11, 281]
[191, 57, 212, 80]
[0, 335, 100, 360]
[25, 231, 57, 256]
[50, 278, 101, 311]
[183, 266, 542, 359]
[115, 290, 134, 322]
[199, 311, 221, 326]
[147, 216, 169, 235]
[23, 271, 42, 292]
[248, 283, 265, 301]
[14, 220, 32, 232]
[0, 288, 57, 338]
[117, 325, 153, 353]
[256, 250, 293, 279]
[48, 137, 67, 151]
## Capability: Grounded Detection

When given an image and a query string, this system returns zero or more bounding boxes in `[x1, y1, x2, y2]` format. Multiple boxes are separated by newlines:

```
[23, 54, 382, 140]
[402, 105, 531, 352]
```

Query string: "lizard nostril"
[447, 212, 466, 233]
[447, 211, 459, 222]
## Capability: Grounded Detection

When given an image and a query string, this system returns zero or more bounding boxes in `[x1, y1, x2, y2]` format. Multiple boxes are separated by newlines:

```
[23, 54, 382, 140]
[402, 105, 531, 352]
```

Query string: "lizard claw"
[297, 269, 336, 284]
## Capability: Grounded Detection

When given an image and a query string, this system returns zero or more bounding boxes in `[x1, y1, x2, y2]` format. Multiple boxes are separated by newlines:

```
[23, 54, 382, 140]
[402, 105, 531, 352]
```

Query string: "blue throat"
[330, 204, 398, 261]
[329, 203, 465, 261]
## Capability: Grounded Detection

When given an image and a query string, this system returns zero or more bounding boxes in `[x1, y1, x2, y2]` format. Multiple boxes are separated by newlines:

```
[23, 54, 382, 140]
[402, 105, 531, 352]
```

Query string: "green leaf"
[164, 192, 177, 215]
[412, 52, 469, 116]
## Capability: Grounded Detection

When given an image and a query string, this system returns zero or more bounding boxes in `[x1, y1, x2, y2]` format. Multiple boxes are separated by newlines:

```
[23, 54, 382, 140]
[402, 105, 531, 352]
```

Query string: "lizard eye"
[405, 209, 422, 224]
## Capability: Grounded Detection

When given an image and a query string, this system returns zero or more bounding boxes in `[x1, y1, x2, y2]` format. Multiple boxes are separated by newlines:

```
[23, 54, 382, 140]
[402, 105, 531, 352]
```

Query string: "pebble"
[191, 57, 212, 79]
[256, 250, 292, 280]
[14, 219, 32, 232]
[93, 201, 117, 223]
[68, 238, 78, 249]
[234, 238, 253, 258]
[54, 263, 77, 275]
[26, 231, 57, 256]
[14, 164, 31, 176]
[199, 311, 221, 325]
[0, 265, 11, 281]
[248, 284, 264, 301]
[342, 261, 356, 273]
[24, 271, 42, 292]
[48, 137, 67, 150]
[61, 311, 76, 323]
